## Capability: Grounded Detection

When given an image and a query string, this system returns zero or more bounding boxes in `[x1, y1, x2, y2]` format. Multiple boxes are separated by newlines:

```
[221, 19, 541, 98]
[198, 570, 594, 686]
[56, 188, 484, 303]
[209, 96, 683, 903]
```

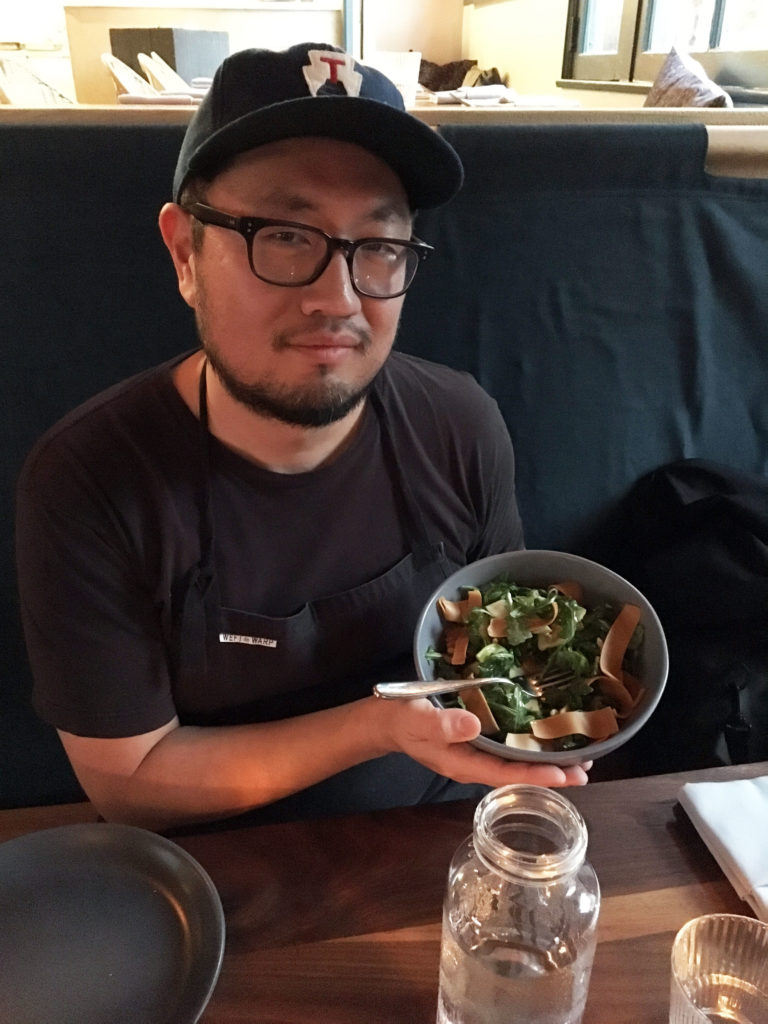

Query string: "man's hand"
[373, 696, 591, 788]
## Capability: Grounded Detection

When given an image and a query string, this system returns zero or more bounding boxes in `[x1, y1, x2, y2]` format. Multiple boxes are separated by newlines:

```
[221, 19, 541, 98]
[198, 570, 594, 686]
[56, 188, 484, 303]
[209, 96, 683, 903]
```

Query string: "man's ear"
[158, 202, 198, 308]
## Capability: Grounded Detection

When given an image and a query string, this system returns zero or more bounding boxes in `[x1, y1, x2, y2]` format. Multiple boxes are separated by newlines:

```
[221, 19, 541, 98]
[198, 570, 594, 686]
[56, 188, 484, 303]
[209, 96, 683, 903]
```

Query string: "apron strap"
[172, 360, 218, 682]
[368, 385, 444, 569]
[196, 359, 215, 570]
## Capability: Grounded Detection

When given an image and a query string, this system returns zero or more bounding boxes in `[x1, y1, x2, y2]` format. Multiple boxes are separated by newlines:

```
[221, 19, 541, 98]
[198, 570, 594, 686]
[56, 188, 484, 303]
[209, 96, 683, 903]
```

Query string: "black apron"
[170, 362, 487, 825]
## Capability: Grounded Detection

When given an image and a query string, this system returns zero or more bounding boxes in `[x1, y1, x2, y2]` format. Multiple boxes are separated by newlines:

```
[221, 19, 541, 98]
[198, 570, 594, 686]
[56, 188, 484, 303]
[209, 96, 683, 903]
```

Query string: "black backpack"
[604, 459, 768, 775]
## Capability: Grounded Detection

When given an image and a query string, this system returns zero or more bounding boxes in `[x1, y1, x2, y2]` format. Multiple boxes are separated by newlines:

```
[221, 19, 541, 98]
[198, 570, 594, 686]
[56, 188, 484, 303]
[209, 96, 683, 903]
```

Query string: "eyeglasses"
[183, 202, 434, 299]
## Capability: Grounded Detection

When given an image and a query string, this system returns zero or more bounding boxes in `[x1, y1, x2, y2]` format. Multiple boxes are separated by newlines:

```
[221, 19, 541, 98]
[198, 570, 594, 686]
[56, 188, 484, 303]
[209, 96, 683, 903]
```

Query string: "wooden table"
[2, 761, 766, 1023]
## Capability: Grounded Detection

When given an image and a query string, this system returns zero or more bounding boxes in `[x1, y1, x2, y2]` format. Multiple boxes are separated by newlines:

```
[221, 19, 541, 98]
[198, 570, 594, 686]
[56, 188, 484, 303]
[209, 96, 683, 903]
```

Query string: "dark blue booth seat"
[400, 124, 768, 555]
[3, 120, 768, 806]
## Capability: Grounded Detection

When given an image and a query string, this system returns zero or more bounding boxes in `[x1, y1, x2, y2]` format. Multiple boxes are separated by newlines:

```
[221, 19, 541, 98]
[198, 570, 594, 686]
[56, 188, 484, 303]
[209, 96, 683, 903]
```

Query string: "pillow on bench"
[644, 47, 732, 108]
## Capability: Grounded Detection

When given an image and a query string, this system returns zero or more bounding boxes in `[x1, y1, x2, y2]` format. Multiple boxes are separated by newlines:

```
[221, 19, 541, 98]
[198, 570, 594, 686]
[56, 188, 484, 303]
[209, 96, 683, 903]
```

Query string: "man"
[16, 43, 588, 830]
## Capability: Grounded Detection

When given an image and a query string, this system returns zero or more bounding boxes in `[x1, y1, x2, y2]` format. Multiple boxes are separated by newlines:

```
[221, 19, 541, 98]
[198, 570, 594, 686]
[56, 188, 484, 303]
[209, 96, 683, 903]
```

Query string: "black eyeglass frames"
[183, 202, 434, 299]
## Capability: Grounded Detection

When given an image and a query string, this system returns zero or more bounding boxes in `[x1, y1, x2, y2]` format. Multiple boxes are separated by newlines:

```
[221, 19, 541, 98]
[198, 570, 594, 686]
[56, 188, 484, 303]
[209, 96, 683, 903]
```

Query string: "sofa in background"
[3, 116, 767, 807]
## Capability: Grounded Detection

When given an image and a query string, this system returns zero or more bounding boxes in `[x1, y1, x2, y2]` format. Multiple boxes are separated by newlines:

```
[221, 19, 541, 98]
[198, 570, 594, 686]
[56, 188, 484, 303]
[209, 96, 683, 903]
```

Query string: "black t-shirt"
[17, 350, 523, 739]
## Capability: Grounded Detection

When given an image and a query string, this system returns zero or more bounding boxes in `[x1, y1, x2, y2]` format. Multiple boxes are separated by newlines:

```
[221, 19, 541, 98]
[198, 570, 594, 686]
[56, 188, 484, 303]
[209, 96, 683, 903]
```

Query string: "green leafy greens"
[428, 575, 643, 750]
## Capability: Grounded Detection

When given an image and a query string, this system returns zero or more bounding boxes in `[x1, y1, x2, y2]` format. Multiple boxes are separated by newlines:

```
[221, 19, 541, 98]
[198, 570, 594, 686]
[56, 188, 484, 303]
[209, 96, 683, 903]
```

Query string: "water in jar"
[436, 910, 596, 1024]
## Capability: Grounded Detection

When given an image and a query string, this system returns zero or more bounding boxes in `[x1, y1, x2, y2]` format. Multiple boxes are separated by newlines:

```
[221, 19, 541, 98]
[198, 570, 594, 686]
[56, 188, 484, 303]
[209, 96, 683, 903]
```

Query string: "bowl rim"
[412, 549, 669, 765]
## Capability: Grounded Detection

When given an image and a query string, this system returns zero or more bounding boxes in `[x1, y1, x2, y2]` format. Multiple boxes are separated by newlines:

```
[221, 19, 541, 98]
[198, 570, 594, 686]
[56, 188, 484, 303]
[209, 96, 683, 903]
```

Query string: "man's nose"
[299, 250, 362, 317]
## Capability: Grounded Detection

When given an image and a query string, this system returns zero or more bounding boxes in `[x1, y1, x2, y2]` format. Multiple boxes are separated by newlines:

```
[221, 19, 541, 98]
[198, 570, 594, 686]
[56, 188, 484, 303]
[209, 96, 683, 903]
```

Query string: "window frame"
[564, 0, 642, 82]
[563, 0, 768, 87]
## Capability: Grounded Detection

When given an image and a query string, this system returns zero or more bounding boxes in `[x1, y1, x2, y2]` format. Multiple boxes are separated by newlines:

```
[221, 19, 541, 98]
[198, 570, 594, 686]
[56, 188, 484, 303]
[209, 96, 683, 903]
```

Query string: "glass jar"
[436, 784, 600, 1024]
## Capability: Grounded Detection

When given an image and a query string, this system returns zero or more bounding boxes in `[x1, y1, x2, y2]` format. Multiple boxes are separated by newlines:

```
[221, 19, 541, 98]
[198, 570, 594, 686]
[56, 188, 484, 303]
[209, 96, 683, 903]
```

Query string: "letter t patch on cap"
[303, 50, 363, 97]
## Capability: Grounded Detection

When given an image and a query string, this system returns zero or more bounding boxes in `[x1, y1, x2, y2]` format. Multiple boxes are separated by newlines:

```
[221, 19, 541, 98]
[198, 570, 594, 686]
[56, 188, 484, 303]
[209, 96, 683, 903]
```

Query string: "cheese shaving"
[531, 705, 619, 741]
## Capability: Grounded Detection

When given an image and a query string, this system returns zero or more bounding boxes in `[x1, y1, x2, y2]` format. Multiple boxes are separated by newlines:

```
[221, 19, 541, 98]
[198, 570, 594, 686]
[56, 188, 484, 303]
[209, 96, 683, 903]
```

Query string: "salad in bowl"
[413, 550, 669, 765]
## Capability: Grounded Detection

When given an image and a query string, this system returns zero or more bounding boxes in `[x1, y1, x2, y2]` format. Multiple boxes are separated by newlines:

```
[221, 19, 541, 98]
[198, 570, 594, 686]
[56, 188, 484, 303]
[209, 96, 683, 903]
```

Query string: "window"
[563, 0, 768, 87]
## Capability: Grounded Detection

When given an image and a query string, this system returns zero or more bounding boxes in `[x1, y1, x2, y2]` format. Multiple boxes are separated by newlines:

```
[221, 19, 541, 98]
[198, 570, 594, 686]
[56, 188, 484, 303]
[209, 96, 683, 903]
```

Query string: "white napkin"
[678, 776, 768, 922]
[427, 86, 580, 109]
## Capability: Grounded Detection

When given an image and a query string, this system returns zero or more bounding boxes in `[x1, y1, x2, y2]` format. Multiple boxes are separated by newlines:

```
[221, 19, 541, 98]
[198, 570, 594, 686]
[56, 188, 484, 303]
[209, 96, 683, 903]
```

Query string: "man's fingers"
[438, 708, 482, 743]
[387, 700, 591, 789]
[438, 713, 592, 788]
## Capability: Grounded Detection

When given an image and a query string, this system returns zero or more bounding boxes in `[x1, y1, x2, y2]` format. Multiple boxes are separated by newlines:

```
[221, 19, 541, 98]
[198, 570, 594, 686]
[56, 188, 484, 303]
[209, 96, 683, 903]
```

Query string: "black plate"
[0, 823, 225, 1024]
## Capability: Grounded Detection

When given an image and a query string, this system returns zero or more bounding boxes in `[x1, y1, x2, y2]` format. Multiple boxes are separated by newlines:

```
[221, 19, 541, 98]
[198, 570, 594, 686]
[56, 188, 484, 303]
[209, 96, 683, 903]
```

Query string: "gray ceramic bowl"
[413, 550, 669, 765]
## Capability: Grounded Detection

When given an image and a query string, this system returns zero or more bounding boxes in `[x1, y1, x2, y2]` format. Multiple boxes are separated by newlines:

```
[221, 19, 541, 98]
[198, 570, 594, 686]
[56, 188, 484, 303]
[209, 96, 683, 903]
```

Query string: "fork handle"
[374, 679, 495, 699]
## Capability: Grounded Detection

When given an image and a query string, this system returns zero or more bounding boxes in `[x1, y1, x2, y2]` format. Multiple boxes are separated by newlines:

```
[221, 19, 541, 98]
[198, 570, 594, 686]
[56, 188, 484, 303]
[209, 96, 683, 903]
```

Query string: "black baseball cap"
[173, 42, 464, 210]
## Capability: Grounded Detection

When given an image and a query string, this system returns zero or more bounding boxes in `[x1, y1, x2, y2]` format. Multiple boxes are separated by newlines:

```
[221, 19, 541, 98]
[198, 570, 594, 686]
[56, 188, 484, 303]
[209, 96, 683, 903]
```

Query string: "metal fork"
[373, 667, 576, 701]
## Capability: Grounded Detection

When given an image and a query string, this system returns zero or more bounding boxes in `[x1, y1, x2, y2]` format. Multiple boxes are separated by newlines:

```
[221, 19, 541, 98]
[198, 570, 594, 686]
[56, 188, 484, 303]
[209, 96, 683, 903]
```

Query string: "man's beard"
[199, 321, 379, 428]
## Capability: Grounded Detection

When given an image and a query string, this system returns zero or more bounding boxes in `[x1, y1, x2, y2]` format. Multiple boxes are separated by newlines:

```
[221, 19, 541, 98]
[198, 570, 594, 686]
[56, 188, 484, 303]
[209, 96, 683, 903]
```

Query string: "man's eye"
[361, 242, 405, 261]
[260, 228, 313, 247]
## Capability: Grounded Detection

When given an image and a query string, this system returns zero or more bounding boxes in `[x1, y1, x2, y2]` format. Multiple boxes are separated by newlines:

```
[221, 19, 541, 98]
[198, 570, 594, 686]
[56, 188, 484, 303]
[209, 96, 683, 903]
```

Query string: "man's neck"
[173, 352, 366, 474]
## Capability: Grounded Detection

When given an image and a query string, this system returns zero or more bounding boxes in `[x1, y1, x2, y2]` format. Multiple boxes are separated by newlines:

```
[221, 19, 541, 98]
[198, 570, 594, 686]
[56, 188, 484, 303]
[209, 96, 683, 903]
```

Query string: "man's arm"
[59, 696, 589, 831]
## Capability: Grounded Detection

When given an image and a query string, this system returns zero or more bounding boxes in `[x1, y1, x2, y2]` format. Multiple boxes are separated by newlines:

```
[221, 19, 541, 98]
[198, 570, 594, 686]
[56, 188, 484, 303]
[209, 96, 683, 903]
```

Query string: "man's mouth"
[275, 324, 370, 359]
[287, 342, 360, 366]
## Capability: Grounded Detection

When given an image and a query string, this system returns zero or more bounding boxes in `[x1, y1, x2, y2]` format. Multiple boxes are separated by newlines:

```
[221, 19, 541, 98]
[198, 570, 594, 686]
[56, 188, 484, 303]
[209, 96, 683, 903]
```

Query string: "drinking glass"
[670, 914, 768, 1024]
